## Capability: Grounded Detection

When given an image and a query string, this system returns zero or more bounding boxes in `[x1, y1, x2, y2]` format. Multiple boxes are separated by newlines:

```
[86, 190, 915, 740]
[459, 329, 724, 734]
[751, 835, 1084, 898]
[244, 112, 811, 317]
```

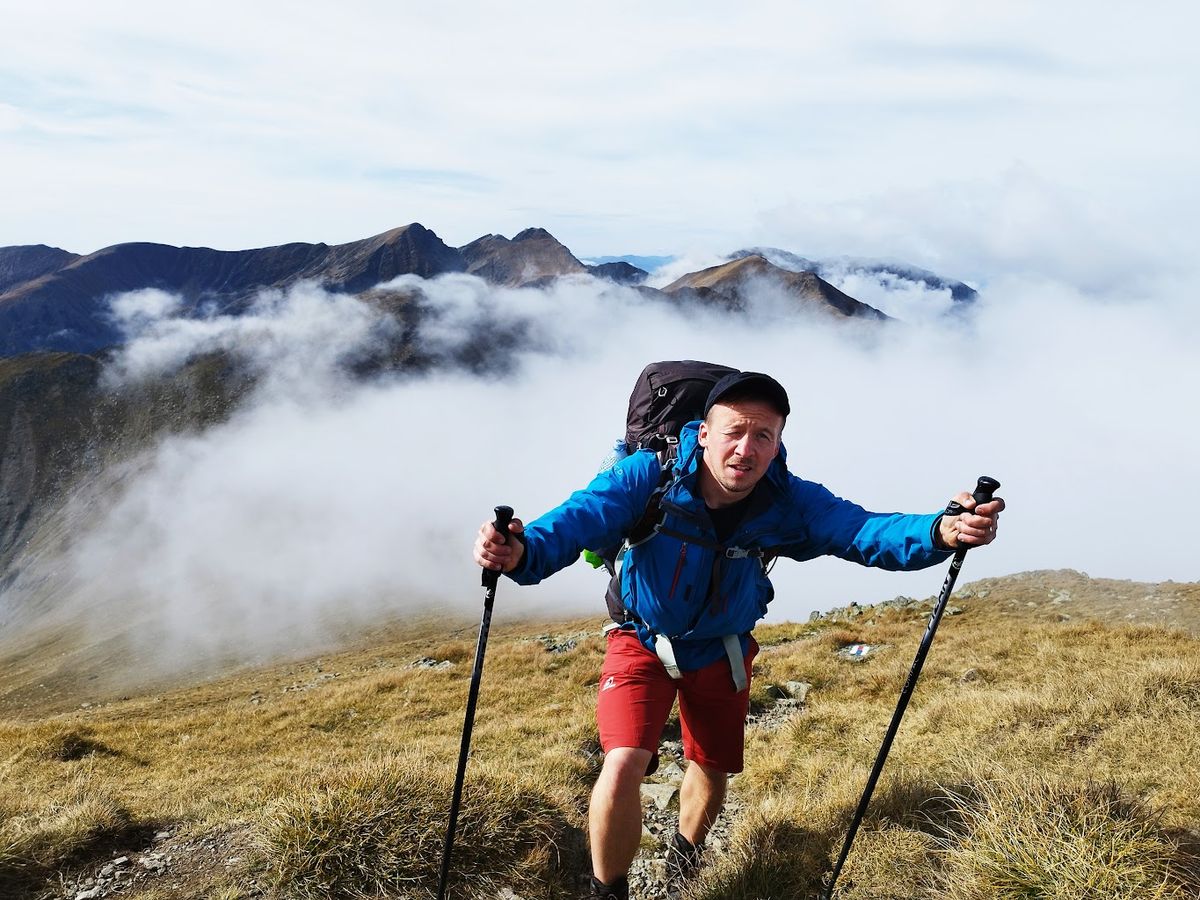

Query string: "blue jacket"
[510, 421, 950, 670]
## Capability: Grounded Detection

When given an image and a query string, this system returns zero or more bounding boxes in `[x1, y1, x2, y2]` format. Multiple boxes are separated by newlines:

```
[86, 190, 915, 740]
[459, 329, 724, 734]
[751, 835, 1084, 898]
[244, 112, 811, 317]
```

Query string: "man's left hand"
[937, 492, 1005, 550]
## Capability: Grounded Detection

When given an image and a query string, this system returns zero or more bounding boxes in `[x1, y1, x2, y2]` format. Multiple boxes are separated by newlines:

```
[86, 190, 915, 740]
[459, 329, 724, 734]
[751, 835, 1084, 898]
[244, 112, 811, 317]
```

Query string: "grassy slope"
[0, 575, 1198, 899]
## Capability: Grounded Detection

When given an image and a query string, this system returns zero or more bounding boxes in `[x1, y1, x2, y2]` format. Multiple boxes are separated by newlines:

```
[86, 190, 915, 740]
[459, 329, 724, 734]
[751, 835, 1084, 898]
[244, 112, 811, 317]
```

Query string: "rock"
[945, 606, 964, 616]
[765, 684, 790, 700]
[74, 889, 102, 900]
[960, 668, 981, 683]
[809, 610, 824, 622]
[140, 852, 168, 873]
[100, 864, 114, 877]
[837, 643, 877, 661]
[660, 761, 685, 783]
[784, 681, 811, 702]
[113, 856, 129, 867]
[410, 657, 454, 670]
[640, 783, 678, 810]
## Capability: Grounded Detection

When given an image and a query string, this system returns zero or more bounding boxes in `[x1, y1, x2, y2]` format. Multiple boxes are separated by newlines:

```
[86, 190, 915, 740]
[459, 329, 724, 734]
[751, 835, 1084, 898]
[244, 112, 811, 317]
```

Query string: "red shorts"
[595, 629, 758, 774]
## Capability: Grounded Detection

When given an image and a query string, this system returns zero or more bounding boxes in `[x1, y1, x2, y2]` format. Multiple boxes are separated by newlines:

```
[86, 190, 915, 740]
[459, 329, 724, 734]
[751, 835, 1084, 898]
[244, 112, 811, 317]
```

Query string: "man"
[474, 371, 1003, 899]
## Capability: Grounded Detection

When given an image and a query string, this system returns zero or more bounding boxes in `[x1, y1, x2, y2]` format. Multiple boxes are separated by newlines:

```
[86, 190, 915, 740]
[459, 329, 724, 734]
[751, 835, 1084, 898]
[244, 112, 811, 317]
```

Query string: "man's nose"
[734, 434, 754, 455]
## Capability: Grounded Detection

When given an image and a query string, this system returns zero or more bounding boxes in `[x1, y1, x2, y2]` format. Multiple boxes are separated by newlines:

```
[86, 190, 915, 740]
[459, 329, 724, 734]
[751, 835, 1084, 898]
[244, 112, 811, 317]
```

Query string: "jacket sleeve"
[786, 478, 952, 571]
[508, 452, 661, 585]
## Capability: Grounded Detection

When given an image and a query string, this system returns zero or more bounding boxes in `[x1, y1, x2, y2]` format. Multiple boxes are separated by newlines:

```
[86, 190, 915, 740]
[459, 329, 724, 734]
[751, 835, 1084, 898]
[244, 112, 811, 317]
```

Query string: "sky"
[1, 2, 1196, 276]
[2, 3, 1199, 672]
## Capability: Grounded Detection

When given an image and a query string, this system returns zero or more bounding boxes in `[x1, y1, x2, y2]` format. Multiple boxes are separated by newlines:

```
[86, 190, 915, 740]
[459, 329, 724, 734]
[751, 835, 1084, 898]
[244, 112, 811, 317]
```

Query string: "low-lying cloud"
[25, 259, 1200, 674]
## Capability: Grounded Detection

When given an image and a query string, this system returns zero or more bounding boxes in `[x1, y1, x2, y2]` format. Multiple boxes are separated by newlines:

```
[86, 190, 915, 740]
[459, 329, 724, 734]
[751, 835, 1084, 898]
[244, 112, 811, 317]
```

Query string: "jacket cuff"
[929, 513, 953, 553]
[505, 532, 537, 584]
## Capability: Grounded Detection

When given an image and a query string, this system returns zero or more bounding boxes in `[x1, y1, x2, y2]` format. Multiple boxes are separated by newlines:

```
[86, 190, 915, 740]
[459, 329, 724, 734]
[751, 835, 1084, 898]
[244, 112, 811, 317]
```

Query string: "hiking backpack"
[622, 360, 738, 463]
[588, 360, 737, 617]
[587, 360, 736, 566]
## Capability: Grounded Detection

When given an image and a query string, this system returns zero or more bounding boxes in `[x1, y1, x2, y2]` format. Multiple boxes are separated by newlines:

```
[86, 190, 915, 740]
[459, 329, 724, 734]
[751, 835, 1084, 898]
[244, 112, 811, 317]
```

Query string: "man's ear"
[697, 420, 709, 448]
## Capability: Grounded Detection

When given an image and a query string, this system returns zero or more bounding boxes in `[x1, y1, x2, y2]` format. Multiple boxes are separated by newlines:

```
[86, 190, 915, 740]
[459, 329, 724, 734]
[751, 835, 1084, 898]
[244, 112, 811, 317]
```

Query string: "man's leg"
[593, 631, 677, 888]
[677, 760, 727, 846]
[589, 746, 654, 885]
[673, 636, 757, 854]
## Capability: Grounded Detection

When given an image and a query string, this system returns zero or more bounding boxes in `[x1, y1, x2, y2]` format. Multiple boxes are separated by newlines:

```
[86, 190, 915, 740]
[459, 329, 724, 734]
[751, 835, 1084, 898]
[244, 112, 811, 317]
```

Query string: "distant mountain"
[0, 224, 467, 357]
[0, 350, 252, 578]
[586, 261, 648, 285]
[730, 247, 978, 303]
[663, 255, 889, 320]
[0, 245, 79, 294]
[2, 226, 950, 360]
[584, 254, 675, 273]
[458, 227, 588, 287]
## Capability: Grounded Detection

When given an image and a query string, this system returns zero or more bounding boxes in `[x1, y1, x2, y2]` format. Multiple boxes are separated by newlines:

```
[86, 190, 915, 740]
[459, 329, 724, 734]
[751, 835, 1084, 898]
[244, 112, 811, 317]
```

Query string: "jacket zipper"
[668, 543, 688, 600]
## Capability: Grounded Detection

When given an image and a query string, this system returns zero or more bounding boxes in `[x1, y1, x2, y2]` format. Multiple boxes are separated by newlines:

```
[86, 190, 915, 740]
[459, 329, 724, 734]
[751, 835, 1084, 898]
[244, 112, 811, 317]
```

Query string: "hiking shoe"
[665, 830, 704, 884]
[589, 874, 629, 900]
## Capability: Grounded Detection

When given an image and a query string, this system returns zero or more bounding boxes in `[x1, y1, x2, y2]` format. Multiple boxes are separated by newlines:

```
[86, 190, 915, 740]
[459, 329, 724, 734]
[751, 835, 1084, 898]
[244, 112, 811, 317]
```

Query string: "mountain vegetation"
[0, 571, 1197, 898]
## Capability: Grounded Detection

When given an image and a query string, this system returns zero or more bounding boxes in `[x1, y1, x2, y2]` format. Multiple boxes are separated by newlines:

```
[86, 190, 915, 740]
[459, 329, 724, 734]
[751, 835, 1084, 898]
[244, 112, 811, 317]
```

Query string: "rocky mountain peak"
[512, 227, 556, 242]
[459, 226, 586, 287]
[663, 255, 888, 320]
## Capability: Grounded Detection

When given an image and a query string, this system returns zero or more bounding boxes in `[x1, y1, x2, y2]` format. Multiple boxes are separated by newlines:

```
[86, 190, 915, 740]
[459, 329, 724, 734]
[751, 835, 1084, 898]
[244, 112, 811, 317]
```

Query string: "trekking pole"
[823, 477, 1000, 900]
[437, 505, 514, 900]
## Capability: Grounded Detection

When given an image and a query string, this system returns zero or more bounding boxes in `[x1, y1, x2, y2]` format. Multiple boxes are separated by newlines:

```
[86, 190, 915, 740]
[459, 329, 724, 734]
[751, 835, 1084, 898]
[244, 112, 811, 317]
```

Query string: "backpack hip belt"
[653, 632, 748, 693]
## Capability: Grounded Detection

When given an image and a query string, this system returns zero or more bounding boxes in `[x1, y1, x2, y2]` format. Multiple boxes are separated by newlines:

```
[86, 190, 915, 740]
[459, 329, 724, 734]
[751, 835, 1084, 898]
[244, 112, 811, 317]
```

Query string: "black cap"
[703, 371, 790, 418]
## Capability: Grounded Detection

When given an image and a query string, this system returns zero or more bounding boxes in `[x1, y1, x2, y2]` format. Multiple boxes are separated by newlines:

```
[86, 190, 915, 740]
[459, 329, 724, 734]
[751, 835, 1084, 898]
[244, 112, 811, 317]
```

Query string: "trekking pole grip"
[944, 476, 1001, 520]
[482, 505, 514, 589]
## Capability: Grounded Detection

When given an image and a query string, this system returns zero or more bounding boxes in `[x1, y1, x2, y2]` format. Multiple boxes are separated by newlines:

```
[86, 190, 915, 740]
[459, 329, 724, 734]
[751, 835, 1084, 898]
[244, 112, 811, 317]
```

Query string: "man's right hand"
[473, 517, 526, 573]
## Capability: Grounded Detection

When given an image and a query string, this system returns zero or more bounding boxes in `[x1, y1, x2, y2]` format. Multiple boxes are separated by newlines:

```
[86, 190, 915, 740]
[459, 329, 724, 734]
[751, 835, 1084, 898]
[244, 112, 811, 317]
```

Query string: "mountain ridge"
[730, 246, 978, 303]
[0, 225, 977, 358]
[0, 224, 467, 357]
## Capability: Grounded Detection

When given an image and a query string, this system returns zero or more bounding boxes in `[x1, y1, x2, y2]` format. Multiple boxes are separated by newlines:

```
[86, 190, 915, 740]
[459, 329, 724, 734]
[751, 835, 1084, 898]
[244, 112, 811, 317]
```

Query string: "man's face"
[697, 400, 784, 505]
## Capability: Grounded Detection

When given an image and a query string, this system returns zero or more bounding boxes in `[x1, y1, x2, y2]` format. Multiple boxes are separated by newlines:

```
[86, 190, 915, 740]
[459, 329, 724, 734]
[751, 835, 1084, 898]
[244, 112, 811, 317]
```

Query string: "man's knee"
[597, 747, 654, 793]
[687, 759, 729, 785]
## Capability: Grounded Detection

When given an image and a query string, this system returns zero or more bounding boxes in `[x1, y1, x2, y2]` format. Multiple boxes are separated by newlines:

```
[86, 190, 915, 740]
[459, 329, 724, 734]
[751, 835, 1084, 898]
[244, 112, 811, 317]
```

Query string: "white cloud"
[103, 283, 398, 391]
[108, 287, 181, 329]
[758, 165, 1182, 294]
[8, 259, 1192, 675]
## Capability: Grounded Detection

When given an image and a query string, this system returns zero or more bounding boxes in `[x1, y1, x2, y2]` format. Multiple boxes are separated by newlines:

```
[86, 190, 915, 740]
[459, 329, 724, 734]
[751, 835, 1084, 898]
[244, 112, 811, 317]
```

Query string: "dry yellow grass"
[261, 755, 574, 898]
[0, 577, 1198, 898]
[690, 602, 1200, 899]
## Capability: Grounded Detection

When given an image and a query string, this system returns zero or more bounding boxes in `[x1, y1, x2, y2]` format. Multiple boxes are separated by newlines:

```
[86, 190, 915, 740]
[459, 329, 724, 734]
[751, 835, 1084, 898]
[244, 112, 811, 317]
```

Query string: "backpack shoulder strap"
[625, 449, 676, 547]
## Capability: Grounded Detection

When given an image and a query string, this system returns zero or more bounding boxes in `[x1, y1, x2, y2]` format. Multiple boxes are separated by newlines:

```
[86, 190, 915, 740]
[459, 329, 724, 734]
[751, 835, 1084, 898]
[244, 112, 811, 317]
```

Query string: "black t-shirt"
[706, 493, 754, 543]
